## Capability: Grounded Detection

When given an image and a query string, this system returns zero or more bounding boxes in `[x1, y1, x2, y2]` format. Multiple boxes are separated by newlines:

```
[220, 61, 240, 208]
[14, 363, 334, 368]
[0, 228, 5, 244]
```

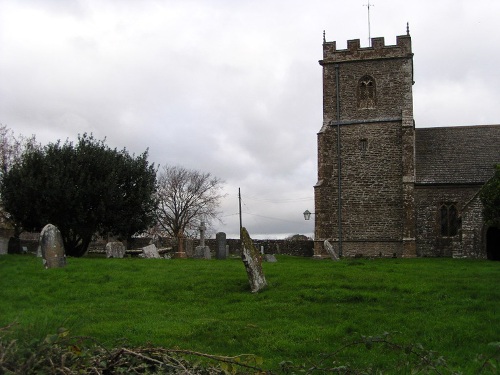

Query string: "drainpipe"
[335, 63, 343, 257]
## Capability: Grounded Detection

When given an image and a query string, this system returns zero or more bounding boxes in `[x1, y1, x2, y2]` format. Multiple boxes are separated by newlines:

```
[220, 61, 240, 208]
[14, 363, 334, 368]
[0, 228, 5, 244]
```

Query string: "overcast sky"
[1, 0, 499, 239]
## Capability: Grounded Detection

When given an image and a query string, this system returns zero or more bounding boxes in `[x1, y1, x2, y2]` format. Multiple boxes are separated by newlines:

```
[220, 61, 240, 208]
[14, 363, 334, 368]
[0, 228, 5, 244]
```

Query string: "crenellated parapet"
[320, 34, 412, 64]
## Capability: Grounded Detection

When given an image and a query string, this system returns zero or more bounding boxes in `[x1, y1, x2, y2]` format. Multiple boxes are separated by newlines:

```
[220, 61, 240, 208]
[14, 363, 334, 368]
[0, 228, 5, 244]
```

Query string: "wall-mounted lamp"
[303, 210, 315, 220]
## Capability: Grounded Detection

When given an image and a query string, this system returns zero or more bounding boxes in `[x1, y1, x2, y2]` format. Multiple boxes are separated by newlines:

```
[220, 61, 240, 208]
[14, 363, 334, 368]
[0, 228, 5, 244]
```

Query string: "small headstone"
[39, 224, 66, 269]
[324, 240, 340, 261]
[0, 237, 9, 255]
[264, 254, 277, 262]
[194, 245, 211, 259]
[241, 227, 267, 293]
[105, 241, 126, 258]
[216, 232, 227, 260]
[184, 238, 194, 258]
[142, 244, 160, 258]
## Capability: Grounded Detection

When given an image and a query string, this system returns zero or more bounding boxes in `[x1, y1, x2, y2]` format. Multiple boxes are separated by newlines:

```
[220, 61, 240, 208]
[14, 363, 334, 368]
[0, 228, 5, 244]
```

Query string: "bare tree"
[0, 125, 39, 232]
[0, 124, 38, 179]
[155, 165, 225, 238]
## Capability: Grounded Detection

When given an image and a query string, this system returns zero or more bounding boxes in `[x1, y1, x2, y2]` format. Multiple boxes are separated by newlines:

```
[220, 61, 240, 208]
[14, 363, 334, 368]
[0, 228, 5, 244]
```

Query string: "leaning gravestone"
[264, 254, 277, 263]
[216, 232, 227, 260]
[324, 240, 340, 261]
[142, 244, 160, 258]
[241, 227, 267, 293]
[39, 224, 66, 269]
[105, 241, 126, 258]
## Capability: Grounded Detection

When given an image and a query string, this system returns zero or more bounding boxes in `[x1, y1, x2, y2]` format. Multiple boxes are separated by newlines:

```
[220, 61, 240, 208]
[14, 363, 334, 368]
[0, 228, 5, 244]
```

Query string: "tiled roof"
[415, 125, 500, 184]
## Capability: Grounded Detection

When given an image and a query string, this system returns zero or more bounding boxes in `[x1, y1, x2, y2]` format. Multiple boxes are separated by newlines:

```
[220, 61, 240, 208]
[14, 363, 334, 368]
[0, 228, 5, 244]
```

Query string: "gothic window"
[359, 139, 368, 155]
[440, 203, 460, 237]
[358, 75, 376, 109]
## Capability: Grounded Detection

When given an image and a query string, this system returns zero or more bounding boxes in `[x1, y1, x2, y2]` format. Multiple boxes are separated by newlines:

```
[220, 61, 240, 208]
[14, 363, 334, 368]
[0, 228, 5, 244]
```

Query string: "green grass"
[1, 255, 499, 372]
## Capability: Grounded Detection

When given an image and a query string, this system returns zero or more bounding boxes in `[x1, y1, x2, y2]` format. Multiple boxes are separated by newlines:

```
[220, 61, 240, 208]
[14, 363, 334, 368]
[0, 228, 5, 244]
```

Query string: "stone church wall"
[415, 185, 485, 258]
[315, 35, 414, 257]
[315, 122, 406, 257]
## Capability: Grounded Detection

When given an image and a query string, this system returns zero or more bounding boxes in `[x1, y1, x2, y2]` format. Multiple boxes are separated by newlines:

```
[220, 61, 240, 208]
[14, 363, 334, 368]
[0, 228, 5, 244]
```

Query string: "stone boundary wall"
[16, 235, 314, 257]
[120, 237, 314, 257]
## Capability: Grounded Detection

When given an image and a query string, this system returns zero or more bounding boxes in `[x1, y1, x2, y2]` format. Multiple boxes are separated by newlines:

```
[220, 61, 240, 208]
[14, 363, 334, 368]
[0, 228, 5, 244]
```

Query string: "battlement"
[320, 34, 412, 64]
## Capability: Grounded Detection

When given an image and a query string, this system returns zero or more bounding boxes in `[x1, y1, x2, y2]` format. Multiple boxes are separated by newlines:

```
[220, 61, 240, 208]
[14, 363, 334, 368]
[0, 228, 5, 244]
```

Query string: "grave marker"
[194, 221, 211, 259]
[241, 227, 267, 293]
[106, 241, 126, 258]
[39, 224, 66, 269]
[142, 244, 160, 258]
[324, 240, 340, 261]
[216, 232, 227, 259]
[0, 237, 8, 255]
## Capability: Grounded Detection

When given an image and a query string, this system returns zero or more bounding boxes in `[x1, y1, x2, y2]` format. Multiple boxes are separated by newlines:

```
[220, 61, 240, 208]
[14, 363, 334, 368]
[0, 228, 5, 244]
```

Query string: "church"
[313, 29, 500, 260]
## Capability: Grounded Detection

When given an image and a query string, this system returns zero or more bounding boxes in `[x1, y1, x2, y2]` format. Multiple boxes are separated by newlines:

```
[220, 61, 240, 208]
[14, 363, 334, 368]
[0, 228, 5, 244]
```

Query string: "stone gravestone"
[264, 254, 277, 262]
[241, 227, 267, 293]
[324, 240, 340, 261]
[0, 237, 9, 255]
[105, 241, 126, 258]
[142, 244, 160, 258]
[216, 232, 227, 260]
[194, 221, 211, 259]
[194, 246, 211, 259]
[184, 238, 194, 258]
[39, 224, 66, 269]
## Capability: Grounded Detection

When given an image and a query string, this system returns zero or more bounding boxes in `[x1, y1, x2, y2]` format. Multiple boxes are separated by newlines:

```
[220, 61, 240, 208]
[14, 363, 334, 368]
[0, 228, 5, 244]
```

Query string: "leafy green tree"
[0, 134, 157, 256]
[286, 234, 312, 241]
[480, 164, 500, 228]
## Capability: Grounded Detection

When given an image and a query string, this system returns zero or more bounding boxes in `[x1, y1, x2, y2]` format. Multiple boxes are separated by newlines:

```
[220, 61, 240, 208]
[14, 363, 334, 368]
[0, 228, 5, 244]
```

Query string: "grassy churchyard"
[0, 254, 499, 373]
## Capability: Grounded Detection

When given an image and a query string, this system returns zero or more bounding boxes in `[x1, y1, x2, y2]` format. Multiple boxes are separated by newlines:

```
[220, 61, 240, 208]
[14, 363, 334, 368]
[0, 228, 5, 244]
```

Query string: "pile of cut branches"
[0, 323, 265, 374]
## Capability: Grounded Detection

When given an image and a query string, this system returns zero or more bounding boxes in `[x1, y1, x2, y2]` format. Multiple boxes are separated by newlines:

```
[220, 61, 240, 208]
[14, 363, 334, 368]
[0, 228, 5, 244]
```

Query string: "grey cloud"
[1, 0, 499, 238]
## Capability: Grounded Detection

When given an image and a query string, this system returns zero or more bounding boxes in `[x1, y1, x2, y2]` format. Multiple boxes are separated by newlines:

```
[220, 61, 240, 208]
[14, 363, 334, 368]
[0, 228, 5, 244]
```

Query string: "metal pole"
[238, 187, 242, 239]
[364, 1, 374, 46]
[335, 64, 343, 257]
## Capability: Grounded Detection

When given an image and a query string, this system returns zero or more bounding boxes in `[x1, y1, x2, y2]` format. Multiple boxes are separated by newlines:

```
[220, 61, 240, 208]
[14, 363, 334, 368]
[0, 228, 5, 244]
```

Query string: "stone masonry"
[315, 33, 415, 258]
[315, 30, 500, 259]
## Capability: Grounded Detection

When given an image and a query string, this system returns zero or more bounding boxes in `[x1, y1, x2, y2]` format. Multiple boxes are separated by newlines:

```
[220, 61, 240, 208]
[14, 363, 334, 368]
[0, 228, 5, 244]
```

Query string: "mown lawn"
[0, 254, 499, 372]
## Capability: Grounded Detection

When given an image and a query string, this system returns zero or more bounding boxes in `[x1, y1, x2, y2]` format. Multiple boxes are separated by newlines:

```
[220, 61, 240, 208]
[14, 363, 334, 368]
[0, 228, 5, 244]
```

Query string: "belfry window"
[358, 75, 376, 109]
[440, 203, 460, 237]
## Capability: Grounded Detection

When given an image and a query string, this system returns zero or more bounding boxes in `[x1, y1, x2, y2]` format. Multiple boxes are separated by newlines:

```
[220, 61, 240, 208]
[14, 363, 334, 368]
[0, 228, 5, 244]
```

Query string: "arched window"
[440, 203, 460, 237]
[358, 75, 376, 109]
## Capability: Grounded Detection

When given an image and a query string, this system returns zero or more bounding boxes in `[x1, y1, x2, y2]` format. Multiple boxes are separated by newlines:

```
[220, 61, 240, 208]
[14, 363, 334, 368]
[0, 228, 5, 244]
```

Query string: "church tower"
[314, 30, 416, 258]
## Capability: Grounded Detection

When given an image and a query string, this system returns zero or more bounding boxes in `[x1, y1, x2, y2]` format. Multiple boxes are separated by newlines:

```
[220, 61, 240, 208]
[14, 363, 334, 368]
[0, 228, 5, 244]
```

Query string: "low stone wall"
[14, 234, 314, 257]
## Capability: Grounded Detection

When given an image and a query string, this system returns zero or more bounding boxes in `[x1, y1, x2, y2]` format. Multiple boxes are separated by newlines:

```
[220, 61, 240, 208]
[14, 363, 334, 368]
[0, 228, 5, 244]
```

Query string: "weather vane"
[363, 1, 374, 46]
